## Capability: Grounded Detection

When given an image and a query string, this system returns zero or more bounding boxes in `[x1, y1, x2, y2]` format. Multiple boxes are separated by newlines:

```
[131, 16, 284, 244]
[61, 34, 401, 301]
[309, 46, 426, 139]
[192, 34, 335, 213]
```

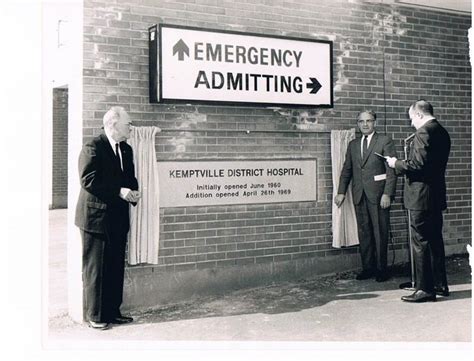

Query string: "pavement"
[47, 209, 473, 349]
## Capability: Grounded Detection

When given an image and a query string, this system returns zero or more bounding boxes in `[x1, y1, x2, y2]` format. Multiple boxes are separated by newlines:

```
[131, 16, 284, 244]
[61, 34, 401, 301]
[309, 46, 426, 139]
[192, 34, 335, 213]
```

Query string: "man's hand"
[334, 194, 345, 208]
[130, 190, 141, 202]
[385, 156, 397, 168]
[380, 194, 391, 209]
[119, 188, 140, 203]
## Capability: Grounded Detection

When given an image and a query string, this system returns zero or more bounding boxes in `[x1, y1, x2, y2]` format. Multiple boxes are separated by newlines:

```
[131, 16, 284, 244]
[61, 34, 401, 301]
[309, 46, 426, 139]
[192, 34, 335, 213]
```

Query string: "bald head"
[409, 100, 434, 117]
[408, 100, 435, 129]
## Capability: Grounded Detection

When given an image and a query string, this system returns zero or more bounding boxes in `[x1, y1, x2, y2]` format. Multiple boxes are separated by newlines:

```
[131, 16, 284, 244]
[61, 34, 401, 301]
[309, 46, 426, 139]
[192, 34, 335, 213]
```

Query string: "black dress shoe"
[375, 271, 390, 282]
[434, 286, 450, 297]
[110, 315, 134, 324]
[356, 270, 374, 280]
[401, 290, 436, 303]
[88, 321, 110, 330]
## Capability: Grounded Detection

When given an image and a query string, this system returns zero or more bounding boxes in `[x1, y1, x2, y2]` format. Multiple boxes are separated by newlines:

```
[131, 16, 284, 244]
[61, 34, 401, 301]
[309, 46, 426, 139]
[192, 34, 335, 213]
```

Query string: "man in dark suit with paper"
[386, 100, 451, 303]
[334, 110, 397, 282]
[75, 106, 141, 329]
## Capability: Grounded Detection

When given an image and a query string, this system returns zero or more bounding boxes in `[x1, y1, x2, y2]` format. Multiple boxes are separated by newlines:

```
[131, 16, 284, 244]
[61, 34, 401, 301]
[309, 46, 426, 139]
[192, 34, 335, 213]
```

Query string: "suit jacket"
[338, 132, 397, 205]
[395, 119, 450, 211]
[75, 133, 139, 234]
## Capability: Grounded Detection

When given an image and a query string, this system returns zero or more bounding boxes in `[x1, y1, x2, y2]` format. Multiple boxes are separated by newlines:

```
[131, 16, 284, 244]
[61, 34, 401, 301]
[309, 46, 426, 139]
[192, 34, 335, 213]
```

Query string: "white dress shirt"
[105, 133, 123, 170]
[361, 131, 375, 157]
[105, 132, 130, 199]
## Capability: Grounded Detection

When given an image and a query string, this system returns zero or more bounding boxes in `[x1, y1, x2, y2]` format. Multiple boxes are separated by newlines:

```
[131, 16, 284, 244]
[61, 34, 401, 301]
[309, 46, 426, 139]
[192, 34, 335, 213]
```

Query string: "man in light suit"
[75, 106, 141, 329]
[386, 100, 451, 303]
[335, 110, 397, 282]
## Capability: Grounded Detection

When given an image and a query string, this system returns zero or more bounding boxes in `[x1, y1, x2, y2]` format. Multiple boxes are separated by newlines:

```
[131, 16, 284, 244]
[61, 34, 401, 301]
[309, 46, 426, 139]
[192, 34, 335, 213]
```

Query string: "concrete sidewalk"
[47, 209, 472, 343]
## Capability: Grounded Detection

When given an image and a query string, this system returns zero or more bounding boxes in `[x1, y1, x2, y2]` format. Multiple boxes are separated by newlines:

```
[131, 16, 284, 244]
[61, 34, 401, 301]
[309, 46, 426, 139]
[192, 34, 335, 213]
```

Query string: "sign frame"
[153, 23, 333, 108]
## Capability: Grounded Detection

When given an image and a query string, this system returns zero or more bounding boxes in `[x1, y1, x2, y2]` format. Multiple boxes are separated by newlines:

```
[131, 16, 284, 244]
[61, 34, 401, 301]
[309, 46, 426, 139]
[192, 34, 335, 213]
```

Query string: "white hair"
[103, 106, 126, 130]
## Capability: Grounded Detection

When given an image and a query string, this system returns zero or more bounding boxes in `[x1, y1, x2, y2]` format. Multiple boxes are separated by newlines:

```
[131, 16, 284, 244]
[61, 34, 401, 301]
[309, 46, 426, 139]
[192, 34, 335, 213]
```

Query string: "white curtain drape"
[128, 126, 161, 265]
[331, 129, 359, 248]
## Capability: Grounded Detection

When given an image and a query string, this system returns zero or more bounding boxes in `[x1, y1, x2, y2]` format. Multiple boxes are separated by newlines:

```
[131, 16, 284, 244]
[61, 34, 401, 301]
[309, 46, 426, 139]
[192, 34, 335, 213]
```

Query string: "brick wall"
[82, 0, 471, 304]
[52, 88, 68, 208]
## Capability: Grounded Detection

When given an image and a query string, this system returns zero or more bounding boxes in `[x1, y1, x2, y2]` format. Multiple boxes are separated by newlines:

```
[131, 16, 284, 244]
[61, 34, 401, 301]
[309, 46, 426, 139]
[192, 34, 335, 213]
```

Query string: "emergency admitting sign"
[149, 24, 333, 107]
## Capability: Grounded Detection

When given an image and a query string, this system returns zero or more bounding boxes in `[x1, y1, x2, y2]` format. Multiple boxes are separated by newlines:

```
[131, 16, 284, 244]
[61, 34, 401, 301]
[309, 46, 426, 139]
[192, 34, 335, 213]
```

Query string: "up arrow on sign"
[306, 77, 322, 94]
[173, 39, 189, 60]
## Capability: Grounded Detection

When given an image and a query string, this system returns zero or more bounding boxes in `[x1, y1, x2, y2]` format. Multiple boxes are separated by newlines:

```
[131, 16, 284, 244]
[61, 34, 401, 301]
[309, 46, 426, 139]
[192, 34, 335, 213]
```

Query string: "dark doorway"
[51, 87, 68, 209]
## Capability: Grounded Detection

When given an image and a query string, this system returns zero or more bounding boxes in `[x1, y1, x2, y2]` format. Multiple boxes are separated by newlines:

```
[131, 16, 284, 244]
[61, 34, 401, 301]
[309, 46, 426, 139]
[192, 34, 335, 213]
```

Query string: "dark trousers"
[410, 209, 447, 292]
[80, 228, 127, 322]
[354, 193, 390, 273]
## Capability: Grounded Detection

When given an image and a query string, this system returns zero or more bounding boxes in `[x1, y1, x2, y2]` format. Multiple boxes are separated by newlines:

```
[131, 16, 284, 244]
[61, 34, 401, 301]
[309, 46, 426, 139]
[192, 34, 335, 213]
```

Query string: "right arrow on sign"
[306, 77, 322, 94]
[173, 39, 189, 61]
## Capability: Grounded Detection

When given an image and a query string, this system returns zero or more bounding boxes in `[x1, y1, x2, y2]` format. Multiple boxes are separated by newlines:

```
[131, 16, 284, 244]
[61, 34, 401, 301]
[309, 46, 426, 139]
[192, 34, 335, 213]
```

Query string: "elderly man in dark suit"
[386, 100, 451, 303]
[75, 106, 141, 329]
[335, 110, 397, 282]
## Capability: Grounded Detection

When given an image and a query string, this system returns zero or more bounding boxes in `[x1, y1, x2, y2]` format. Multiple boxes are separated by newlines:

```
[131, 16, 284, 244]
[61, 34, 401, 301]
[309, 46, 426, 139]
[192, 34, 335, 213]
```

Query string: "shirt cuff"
[119, 188, 131, 200]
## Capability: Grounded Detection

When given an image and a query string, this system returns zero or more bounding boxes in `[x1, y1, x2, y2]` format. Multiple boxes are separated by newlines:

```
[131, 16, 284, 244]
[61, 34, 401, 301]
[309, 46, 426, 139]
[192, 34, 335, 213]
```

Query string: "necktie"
[362, 135, 368, 158]
[115, 143, 122, 170]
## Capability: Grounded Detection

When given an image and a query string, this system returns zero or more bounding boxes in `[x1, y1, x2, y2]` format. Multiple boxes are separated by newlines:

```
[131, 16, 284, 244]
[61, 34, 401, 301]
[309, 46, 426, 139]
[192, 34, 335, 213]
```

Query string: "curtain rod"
[156, 127, 351, 134]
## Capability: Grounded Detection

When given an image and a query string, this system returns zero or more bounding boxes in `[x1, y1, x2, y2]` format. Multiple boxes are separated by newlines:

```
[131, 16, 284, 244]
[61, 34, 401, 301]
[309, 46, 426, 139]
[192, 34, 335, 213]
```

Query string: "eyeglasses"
[357, 119, 375, 124]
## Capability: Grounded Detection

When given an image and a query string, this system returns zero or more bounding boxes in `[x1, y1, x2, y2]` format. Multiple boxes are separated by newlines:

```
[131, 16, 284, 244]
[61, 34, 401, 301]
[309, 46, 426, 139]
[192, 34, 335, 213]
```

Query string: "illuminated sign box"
[149, 24, 333, 107]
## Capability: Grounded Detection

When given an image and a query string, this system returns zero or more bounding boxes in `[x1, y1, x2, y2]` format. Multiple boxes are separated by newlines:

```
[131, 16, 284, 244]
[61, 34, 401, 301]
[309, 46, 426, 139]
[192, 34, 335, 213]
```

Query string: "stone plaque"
[158, 159, 317, 207]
